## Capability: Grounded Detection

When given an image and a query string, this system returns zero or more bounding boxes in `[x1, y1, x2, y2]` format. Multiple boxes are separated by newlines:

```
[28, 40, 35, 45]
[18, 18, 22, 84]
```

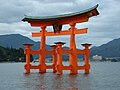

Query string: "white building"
[92, 55, 102, 61]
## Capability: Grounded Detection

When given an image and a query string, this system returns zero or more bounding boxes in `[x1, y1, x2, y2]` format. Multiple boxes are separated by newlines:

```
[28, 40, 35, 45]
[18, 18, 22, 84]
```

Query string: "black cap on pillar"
[54, 42, 65, 45]
[81, 43, 92, 47]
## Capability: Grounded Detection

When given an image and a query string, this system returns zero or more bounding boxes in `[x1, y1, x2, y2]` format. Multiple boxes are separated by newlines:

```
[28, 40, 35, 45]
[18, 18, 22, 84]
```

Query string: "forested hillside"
[0, 46, 33, 62]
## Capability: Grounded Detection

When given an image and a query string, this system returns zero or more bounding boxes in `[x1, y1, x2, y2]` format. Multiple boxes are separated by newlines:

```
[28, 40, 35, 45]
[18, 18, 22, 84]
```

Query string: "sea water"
[0, 62, 120, 90]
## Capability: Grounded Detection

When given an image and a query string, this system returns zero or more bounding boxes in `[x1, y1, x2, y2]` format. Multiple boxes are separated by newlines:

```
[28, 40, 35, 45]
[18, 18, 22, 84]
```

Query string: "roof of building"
[22, 4, 99, 22]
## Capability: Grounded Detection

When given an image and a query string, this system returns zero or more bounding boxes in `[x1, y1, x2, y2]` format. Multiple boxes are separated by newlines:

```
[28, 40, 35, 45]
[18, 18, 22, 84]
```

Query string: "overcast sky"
[0, 0, 120, 48]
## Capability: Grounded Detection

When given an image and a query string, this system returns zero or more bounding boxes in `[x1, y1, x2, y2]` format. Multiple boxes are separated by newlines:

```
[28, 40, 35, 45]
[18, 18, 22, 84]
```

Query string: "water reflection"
[67, 75, 78, 90]
[23, 73, 92, 90]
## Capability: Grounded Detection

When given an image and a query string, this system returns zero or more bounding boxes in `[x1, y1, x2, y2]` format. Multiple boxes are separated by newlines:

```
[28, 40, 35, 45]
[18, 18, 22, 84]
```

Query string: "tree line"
[0, 46, 33, 62]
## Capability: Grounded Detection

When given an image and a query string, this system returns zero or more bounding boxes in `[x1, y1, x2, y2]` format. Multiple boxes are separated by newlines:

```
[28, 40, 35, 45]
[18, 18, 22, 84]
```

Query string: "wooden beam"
[30, 50, 41, 54]
[76, 50, 85, 54]
[63, 66, 72, 70]
[46, 65, 53, 69]
[30, 65, 39, 69]
[45, 50, 54, 54]
[74, 28, 87, 34]
[32, 28, 87, 37]
[62, 49, 72, 54]
[77, 66, 85, 70]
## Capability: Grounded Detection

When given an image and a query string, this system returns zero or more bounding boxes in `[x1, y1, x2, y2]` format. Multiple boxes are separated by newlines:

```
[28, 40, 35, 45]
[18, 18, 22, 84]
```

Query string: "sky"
[0, 0, 120, 48]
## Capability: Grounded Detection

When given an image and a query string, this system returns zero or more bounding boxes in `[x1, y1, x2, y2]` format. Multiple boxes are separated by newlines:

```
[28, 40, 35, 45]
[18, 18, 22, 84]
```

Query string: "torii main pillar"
[39, 26, 46, 73]
[69, 23, 78, 74]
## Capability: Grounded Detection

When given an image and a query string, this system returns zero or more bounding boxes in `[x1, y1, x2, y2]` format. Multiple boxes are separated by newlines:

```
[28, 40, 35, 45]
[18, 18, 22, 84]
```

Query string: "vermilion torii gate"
[22, 5, 99, 74]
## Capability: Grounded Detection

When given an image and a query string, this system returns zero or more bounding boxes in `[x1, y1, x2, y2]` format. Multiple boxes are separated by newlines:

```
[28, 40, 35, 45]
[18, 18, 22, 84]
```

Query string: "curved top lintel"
[22, 4, 99, 26]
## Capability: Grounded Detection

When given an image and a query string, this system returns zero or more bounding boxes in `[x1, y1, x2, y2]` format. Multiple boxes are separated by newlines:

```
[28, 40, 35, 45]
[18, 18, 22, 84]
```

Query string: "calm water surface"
[0, 62, 120, 90]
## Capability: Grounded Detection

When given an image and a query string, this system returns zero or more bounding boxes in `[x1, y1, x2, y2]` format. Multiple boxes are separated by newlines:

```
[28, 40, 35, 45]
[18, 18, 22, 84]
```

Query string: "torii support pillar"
[55, 42, 65, 75]
[50, 45, 57, 73]
[23, 44, 33, 74]
[82, 43, 92, 74]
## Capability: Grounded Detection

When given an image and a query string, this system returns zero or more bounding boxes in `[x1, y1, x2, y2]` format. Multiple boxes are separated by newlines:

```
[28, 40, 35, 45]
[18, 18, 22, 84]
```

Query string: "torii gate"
[22, 5, 99, 75]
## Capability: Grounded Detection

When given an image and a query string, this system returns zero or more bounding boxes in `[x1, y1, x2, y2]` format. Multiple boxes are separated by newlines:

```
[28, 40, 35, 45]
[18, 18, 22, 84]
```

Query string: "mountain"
[0, 34, 51, 50]
[0, 34, 52, 59]
[90, 38, 120, 58]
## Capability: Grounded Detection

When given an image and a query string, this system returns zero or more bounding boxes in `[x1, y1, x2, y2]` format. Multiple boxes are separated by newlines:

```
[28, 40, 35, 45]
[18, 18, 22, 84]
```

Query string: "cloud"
[0, 0, 120, 48]
[0, 0, 98, 23]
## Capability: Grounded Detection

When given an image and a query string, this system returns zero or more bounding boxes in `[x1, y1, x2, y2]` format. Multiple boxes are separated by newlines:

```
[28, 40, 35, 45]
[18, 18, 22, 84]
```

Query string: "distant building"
[105, 57, 120, 62]
[92, 55, 102, 61]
